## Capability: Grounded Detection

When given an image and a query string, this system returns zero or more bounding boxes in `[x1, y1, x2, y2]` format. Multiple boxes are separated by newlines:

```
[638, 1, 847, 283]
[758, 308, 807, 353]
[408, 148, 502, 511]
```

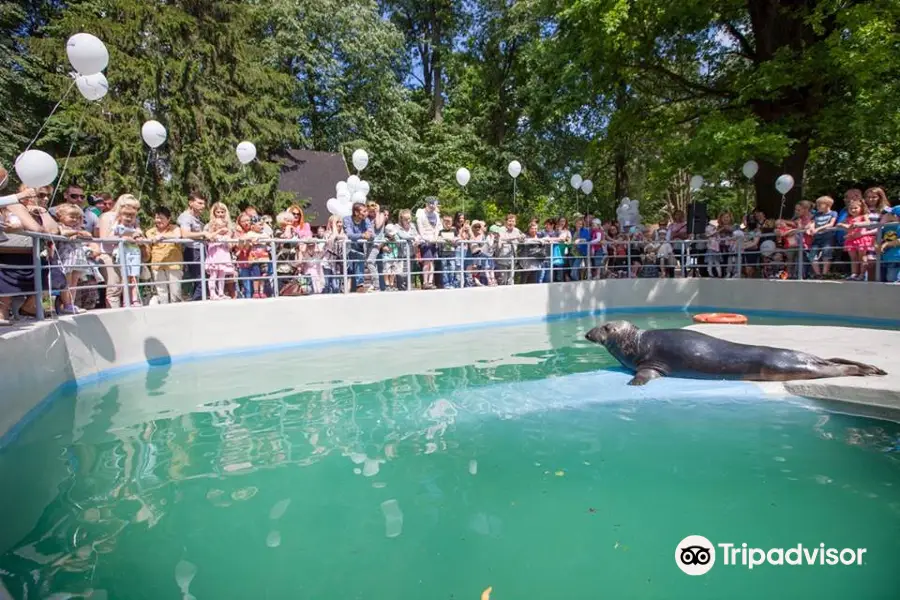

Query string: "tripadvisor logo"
[675, 535, 867, 575]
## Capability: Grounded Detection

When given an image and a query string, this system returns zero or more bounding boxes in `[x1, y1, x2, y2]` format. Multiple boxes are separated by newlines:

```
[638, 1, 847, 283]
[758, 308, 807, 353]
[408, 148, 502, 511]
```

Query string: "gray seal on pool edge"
[584, 320, 887, 386]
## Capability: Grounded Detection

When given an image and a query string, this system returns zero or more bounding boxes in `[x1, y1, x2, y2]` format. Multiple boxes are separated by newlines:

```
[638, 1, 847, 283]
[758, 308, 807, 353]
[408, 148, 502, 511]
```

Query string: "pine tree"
[26, 0, 301, 214]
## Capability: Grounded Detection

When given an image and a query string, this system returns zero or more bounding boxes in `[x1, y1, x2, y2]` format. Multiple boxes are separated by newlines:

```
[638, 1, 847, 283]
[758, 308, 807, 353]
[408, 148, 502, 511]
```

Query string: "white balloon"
[352, 149, 369, 171]
[326, 198, 341, 216]
[689, 175, 704, 191]
[14, 150, 58, 188]
[336, 181, 349, 196]
[570, 174, 583, 189]
[351, 190, 367, 204]
[742, 160, 759, 179]
[141, 120, 167, 149]
[236, 141, 256, 165]
[75, 73, 108, 101]
[359, 180, 371, 195]
[336, 191, 350, 204]
[66, 33, 109, 75]
[508, 160, 522, 178]
[336, 199, 353, 218]
[347, 175, 361, 192]
[456, 167, 471, 187]
[580, 179, 593, 195]
[775, 174, 795, 195]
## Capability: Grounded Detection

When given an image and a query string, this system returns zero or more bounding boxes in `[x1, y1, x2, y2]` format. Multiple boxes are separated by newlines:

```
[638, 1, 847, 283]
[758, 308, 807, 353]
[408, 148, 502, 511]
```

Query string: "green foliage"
[3, 0, 900, 226]
[14, 0, 300, 215]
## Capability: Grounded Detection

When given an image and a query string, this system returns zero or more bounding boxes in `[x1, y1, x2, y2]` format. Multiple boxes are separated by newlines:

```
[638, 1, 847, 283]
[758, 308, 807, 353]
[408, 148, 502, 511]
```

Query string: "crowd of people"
[1, 177, 899, 325]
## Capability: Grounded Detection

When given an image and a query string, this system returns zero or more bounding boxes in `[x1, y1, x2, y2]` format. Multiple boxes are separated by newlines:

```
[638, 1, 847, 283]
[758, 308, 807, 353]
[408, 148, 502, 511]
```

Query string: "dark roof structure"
[278, 149, 349, 225]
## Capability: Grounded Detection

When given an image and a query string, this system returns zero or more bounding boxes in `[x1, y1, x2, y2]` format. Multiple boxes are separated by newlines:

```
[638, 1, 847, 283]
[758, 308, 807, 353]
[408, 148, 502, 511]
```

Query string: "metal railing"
[1, 220, 897, 322]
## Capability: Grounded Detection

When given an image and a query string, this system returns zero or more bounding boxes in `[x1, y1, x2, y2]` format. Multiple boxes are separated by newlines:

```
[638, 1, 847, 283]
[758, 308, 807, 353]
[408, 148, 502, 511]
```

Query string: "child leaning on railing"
[54, 204, 93, 314]
[878, 207, 900, 284]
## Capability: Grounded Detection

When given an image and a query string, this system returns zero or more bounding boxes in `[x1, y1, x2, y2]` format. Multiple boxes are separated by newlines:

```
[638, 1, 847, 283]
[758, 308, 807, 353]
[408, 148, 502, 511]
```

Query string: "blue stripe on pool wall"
[2, 304, 898, 450]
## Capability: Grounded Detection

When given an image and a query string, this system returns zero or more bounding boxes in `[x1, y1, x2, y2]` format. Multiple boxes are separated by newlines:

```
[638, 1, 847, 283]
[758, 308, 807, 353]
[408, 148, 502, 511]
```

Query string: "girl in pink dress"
[842, 198, 874, 280]
[205, 202, 236, 299]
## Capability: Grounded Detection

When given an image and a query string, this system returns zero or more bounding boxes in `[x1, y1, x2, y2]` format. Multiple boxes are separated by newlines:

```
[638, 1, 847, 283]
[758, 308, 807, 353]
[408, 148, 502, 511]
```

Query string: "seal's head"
[585, 320, 638, 347]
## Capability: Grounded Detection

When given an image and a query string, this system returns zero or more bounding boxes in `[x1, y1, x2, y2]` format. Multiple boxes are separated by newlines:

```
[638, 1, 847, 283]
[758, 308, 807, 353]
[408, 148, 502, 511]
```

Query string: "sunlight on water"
[1, 313, 899, 599]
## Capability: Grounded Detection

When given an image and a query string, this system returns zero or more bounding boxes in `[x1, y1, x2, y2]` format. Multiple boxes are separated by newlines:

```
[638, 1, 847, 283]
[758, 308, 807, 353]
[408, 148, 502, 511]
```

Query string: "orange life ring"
[693, 313, 748, 325]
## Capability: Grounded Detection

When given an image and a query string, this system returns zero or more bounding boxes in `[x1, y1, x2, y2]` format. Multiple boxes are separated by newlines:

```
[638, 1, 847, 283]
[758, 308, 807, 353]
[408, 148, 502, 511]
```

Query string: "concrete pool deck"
[688, 324, 900, 420]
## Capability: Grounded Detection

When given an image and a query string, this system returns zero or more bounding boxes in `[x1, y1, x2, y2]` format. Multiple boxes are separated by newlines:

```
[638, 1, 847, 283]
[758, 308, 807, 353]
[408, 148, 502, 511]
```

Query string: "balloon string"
[137, 148, 153, 203]
[778, 194, 786, 221]
[22, 79, 77, 155]
[49, 108, 89, 208]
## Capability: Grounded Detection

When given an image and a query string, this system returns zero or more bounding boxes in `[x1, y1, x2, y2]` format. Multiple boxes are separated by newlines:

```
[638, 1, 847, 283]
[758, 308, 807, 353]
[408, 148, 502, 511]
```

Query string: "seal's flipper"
[628, 368, 663, 386]
[825, 358, 886, 376]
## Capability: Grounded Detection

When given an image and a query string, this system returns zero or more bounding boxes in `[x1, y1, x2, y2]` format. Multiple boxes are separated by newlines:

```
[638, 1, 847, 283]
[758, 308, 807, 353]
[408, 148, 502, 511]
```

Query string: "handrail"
[2, 220, 897, 322]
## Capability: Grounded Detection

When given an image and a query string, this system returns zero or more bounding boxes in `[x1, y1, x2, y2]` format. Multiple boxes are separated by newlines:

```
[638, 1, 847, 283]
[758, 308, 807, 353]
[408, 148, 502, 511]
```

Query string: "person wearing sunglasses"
[49, 184, 99, 236]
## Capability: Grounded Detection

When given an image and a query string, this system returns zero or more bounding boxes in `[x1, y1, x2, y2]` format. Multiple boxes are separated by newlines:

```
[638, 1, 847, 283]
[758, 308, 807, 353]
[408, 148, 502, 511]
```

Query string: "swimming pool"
[1, 313, 899, 599]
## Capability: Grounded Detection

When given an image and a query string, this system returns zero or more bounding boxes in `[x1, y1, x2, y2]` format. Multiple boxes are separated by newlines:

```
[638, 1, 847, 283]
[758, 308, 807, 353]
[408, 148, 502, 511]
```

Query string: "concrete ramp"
[687, 324, 900, 419]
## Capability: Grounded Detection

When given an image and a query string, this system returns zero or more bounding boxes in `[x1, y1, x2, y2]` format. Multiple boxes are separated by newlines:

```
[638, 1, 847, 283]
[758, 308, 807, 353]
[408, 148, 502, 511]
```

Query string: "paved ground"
[687, 324, 900, 420]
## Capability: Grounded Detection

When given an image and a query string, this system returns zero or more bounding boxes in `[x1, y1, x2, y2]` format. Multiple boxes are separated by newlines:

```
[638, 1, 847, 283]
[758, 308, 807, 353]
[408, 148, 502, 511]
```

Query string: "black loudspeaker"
[687, 202, 708, 236]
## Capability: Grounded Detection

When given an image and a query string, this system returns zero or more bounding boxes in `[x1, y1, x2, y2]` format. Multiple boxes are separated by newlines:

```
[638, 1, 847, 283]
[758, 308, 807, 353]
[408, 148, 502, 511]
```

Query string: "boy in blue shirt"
[571, 215, 591, 281]
[808, 195, 837, 278]
[878, 206, 900, 283]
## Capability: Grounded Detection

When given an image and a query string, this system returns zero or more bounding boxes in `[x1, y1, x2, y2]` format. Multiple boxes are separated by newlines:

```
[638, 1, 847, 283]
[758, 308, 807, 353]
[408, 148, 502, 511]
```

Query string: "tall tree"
[549, 0, 900, 216]
[25, 0, 301, 213]
[383, 0, 464, 123]
[262, 0, 421, 208]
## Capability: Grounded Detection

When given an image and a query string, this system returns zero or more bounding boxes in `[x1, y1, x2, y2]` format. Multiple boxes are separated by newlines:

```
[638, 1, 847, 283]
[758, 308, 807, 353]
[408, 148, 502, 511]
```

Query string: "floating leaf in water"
[468, 460, 478, 475]
[481, 586, 492, 600]
[555, 470, 565, 477]
[269, 499, 291, 520]
[381, 499, 403, 538]
[231, 487, 258, 501]
[363, 459, 381, 477]
[266, 530, 281, 548]
[353, 468, 362, 475]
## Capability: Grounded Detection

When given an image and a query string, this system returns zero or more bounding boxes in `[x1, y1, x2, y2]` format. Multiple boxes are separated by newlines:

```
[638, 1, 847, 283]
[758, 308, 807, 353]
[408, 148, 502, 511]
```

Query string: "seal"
[584, 320, 887, 386]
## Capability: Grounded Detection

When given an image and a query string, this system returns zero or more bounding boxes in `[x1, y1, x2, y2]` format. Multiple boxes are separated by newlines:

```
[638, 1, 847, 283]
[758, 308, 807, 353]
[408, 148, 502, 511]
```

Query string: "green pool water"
[1, 313, 899, 600]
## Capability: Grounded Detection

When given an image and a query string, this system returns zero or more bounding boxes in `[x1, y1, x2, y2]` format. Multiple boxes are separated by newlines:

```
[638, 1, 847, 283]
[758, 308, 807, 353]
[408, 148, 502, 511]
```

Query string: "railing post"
[342, 240, 350, 294]
[735, 239, 742, 279]
[626, 240, 632, 278]
[510, 242, 516, 285]
[32, 236, 44, 320]
[683, 241, 690, 277]
[118, 240, 129, 307]
[459, 242, 465, 288]
[875, 224, 883, 282]
[271, 240, 280, 297]
[549, 242, 555, 283]
[405, 240, 412, 292]
[199, 243, 208, 301]
[797, 236, 804, 281]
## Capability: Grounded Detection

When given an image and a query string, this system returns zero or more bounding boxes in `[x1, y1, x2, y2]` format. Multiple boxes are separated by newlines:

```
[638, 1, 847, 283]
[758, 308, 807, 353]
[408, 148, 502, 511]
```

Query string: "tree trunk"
[612, 82, 630, 201]
[614, 151, 629, 201]
[431, 21, 443, 123]
[745, 0, 830, 219]
[753, 136, 808, 220]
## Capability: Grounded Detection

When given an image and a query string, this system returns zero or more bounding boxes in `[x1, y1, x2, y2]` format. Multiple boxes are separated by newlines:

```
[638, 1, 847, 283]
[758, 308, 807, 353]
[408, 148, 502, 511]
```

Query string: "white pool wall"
[1, 278, 898, 441]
